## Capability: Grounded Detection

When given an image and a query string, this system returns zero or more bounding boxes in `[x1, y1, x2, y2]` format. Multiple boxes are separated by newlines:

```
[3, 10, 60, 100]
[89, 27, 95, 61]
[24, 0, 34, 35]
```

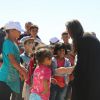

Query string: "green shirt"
[0, 39, 20, 93]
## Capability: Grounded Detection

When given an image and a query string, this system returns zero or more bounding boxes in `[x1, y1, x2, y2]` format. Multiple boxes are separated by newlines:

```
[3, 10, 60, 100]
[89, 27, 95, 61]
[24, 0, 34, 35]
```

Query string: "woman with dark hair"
[66, 19, 100, 100]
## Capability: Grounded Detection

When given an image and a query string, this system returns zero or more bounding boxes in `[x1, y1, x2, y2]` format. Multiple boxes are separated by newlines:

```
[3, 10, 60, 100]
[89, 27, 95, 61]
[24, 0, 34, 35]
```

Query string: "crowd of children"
[0, 21, 75, 100]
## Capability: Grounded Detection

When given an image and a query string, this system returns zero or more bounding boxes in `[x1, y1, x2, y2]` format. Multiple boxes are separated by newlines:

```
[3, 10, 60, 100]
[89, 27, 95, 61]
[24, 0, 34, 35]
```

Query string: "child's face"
[24, 40, 34, 53]
[62, 34, 70, 43]
[57, 48, 65, 58]
[25, 23, 33, 32]
[30, 28, 38, 38]
[10, 29, 21, 39]
[43, 57, 52, 66]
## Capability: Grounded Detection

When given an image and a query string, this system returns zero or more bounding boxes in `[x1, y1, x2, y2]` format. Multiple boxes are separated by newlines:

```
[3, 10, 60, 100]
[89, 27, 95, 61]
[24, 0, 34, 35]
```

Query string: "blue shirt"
[0, 39, 20, 93]
[20, 52, 30, 70]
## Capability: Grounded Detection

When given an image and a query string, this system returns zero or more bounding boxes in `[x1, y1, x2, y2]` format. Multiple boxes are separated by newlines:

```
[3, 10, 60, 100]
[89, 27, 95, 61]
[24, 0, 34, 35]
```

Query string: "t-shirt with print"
[0, 39, 20, 93]
[31, 64, 51, 100]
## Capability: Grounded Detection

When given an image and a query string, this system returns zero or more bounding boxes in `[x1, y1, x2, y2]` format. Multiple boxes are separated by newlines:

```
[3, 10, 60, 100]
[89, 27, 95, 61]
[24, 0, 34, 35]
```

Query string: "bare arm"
[8, 54, 28, 80]
[55, 66, 74, 75]
[41, 79, 49, 94]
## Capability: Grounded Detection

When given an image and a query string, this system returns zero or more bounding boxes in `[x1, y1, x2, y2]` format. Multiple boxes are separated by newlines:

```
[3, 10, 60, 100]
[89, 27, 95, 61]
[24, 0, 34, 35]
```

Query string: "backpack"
[0, 28, 6, 54]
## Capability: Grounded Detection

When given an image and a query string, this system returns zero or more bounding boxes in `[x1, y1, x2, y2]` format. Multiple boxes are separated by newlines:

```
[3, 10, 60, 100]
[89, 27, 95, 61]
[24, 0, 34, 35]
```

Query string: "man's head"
[20, 36, 34, 53]
[29, 25, 39, 38]
[61, 31, 70, 44]
[25, 22, 33, 33]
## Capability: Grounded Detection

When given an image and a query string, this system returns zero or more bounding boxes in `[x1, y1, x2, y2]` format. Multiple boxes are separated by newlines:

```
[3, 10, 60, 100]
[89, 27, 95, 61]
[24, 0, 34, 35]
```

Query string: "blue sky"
[0, 0, 100, 44]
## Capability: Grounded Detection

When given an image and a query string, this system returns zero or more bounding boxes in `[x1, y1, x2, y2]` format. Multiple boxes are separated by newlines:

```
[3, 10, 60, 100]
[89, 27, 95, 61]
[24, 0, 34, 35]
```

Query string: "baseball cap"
[20, 36, 34, 44]
[4, 21, 24, 32]
[49, 37, 59, 44]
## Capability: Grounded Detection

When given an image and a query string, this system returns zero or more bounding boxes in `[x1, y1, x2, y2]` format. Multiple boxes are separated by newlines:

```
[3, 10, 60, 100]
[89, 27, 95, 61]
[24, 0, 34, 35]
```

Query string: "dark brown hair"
[66, 19, 84, 52]
[62, 32, 68, 36]
[35, 48, 52, 64]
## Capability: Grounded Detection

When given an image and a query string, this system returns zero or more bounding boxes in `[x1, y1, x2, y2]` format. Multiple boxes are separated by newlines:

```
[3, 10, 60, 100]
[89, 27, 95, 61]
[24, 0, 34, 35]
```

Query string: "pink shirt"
[31, 64, 51, 100]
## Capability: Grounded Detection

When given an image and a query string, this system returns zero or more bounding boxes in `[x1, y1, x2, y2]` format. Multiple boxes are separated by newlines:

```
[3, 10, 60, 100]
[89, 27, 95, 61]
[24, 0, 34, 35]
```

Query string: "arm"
[41, 79, 49, 94]
[8, 54, 28, 80]
[55, 66, 74, 75]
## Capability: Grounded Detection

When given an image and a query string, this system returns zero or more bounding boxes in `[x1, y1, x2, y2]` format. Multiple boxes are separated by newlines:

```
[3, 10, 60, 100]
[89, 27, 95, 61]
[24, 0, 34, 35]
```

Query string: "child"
[49, 42, 72, 100]
[29, 48, 52, 100]
[61, 32, 71, 51]
[29, 25, 42, 46]
[20, 36, 34, 70]
[0, 21, 27, 100]
[20, 36, 34, 100]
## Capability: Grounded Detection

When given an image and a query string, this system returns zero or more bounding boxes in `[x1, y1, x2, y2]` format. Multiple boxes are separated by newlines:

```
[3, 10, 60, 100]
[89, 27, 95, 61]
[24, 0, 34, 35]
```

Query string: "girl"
[50, 42, 72, 100]
[29, 48, 52, 100]
[0, 21, 27, 100]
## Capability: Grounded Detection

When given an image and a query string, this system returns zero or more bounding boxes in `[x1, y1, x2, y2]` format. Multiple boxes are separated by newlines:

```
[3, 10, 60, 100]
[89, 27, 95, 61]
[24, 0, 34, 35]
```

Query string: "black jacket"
[72, 34, 100, 100]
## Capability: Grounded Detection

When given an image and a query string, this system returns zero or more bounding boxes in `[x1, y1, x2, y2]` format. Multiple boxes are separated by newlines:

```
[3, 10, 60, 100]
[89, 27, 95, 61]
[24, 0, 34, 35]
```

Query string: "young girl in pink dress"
[29, 48, 52, 100]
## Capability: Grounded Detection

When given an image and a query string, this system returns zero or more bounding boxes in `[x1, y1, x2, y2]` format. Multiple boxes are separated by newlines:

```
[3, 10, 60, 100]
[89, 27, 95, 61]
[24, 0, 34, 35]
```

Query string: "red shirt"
[26, 57, 35, 85]
[54, 58, 65, 88]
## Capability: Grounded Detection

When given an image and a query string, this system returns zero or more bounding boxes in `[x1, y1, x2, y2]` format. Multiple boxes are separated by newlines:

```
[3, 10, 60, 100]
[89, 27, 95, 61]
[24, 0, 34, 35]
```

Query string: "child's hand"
[20, 73, 24, 80]
[51, 78, 57, 84]
[19, 67, 28, 80]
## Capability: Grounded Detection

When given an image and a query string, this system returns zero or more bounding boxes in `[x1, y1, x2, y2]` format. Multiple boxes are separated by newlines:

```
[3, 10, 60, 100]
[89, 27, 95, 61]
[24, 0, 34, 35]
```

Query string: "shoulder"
[65, 57, 70, 61]
[80, 34, 100, 48]
[20, 52, 25, 57]
[3, 39, 14, 48]
[4, 39, 13, 45]
[52, 57, 57, 65]
[52, 57, 56, 61]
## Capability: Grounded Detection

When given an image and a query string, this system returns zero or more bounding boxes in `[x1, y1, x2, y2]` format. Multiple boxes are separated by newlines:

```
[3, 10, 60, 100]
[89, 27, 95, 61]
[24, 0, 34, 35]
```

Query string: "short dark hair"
[54, 42, 67, 55]
[62, 32, 68, 36]
[35, 48, 52, 63]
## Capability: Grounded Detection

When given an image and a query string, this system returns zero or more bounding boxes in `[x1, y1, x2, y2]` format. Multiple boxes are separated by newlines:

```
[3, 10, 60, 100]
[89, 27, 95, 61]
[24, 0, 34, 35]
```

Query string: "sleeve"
[3, 41, 15, 56]
[65, 58, 71, 67]
[51, 60, 57, 75]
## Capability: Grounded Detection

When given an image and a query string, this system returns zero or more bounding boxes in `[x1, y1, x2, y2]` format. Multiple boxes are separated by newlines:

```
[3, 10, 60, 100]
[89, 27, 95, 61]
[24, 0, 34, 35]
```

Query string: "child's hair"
[54, 42, 67, 55]
[35, 48, 52, 64]
[62, 31, 68, 36]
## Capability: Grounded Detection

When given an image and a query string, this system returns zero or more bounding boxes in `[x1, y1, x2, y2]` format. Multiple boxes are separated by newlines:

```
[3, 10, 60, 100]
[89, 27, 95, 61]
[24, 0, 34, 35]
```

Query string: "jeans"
[49, 83, 67, 100]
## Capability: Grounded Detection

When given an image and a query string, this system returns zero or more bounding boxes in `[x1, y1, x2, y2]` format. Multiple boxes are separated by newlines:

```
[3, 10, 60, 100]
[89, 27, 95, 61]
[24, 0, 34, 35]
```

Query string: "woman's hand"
[55, 67, 74, 75]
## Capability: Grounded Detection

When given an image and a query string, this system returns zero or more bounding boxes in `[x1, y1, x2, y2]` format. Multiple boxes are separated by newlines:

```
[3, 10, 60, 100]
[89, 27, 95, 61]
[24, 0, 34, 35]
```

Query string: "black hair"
[66, 20, 84, 39]
[65, 19, 84, 52]
[62, 32, 68, 36]
[54, 42, 67, 55]
[35, 48, 52, 64]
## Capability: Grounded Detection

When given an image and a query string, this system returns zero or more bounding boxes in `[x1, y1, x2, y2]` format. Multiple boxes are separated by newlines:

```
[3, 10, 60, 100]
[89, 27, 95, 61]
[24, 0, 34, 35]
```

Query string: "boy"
[20, 36, 34, 100]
